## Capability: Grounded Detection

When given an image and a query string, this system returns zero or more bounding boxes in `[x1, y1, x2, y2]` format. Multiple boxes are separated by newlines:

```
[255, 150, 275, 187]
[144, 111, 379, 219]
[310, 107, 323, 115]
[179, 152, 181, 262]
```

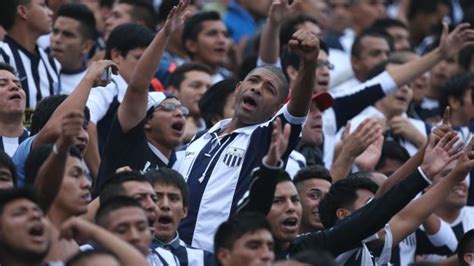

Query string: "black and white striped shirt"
[0, 35, 60, 109]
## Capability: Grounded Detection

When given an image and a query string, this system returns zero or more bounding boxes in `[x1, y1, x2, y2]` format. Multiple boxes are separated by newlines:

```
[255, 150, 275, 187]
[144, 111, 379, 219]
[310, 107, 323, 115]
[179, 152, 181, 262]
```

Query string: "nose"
[259, 246, 274, 262]
[159, 196, 171, 210]
[128, 227, 141, 243]
[80, 175, 91, 190]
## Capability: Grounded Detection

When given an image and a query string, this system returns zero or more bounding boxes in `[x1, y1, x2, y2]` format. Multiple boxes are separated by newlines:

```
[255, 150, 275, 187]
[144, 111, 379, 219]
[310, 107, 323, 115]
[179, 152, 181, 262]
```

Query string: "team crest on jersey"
[223, 147, 245, 167]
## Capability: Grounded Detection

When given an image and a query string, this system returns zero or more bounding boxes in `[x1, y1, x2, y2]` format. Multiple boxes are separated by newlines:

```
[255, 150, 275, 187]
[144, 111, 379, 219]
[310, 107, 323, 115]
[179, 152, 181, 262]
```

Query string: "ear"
[448, 96, 461, 110]
[351, 56, 361, 73]
[144, 119, 152, 131]
[110, 48, 123, 65]
[17, 5, 29, 20]
[285, 65, 299, 84]
[336, 208, 350, 221]
[182, 206, 189, 219]
[167, 85, 179, 96]
[185, 39, 198, 55]
[464, 253, 473, 265]
[81, 39, 95, 55]
[217, 248, 231, 266]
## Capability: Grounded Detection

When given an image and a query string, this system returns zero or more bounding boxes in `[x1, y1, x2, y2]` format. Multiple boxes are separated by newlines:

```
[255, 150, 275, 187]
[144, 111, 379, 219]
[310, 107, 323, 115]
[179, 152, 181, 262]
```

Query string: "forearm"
[330, 149, 354, 182]
[388, 48, 443, 87]
[34, 146, 68, 212]
[390, 174, 458, 244]
[287, 62, 316, 116]
[83, 123, 100, 180]
[90, 225, 149, 265]
[258, 20, 280, 64]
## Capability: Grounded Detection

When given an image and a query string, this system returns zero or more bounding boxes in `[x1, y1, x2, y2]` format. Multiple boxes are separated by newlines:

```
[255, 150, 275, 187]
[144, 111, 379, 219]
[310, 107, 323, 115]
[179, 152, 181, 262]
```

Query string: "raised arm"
[35, 111, 84, 212]
[388, 23, 474, 87]
[287, 30, 319, 117]
[258, 0, 293, 65]
[60, 217, 149, 266]
[33, 60, 117, 148]
[389, 133, 466, 245]
[117, 1, 189, 132]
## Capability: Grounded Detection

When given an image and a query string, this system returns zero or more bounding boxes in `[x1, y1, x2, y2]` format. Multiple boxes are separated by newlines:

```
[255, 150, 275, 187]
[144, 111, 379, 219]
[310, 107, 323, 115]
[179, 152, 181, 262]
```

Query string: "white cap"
[147, 91, 166, 111]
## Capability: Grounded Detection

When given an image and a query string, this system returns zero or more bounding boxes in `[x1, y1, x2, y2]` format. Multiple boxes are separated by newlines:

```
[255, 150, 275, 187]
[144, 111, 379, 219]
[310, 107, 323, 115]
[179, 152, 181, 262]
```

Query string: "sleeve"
[86, 85, 116, 124]
[332, 71, 397, 131]
[12, 136, 35, 187]
[425, 221, 458, 251]
[256, 56, 282, 69]
[290, 168, 430, 257]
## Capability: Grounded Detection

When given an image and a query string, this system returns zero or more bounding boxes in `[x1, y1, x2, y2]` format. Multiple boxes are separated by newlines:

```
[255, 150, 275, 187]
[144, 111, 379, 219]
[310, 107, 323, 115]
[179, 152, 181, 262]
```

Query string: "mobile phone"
[100, 67, 112, 83]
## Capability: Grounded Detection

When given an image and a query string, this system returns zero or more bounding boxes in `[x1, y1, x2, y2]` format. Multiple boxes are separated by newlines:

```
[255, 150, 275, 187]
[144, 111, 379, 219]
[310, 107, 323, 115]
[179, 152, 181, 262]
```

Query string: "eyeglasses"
[155, 102, 189, 116]
[316, 60, 335, 70]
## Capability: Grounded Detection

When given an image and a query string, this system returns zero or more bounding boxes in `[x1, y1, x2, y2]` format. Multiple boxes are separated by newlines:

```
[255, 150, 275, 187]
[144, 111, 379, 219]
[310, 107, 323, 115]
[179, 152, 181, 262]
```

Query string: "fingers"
[442, 107, 451, 126]
[283, 123, 291, 142]
[342, 121, 351, 140]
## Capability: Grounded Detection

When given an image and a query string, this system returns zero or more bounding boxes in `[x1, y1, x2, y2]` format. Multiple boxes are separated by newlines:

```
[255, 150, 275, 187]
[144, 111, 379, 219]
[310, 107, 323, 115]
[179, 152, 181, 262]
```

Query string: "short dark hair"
[407, 0, 450, 20]
[293, 165, 332, 185]
[165, 63, 211, 89]
[439, 72, 474, 116]
[118, 0, 156, 30]
[65, 249, 119, 266]
[0, 63, 17, 76]
[279, 15, 320, 49]
[0, 151, 18, 187]
[0, 0, 31, 30]
[105, 23, 154, 60]
[182, 11, 222, 51]
[30, 95, 91, 135]
[319, 175, 378, 228]
[0, 187, 39, 214]
[246, 65, 289, 103]
[95, 196, 143, 227]
[351, 28, 394, 59]
[199, 78, 238, 128]
[24, 144, 82, 187]
[99, 170, 149, 204]
[56, 3, 97, 41]
[375, 141, 410, 174]
[371, 18, 408, 31]
[458, 229, 474, 266]
[145, 168, 189, 208]
[214, 212, 271, 256]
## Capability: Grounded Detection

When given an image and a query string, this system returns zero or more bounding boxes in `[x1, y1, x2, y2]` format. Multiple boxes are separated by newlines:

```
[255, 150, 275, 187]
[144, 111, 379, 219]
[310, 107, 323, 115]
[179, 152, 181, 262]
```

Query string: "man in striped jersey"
[147, 168, 216, 265]
[0, 0, 61, 110]
[0, 63, 29, 157]
[175, 28, 320, 251]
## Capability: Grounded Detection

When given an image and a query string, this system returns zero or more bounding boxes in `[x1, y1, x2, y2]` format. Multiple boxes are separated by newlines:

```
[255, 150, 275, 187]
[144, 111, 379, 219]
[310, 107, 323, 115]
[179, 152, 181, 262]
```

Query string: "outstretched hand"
[342, 118, 383, 159]
[421, 132, 462, 178]
[451, 136, 474, 182]
[264, 118, 291, 167]
[162, 0, 191, 36]
[439, 22, 474, 59]
[288, 29, 320, 65]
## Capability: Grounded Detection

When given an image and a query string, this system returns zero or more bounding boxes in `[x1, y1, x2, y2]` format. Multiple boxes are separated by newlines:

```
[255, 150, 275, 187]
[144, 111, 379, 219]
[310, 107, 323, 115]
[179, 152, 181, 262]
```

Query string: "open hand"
[421, 132, 462, 178]
[162, 0, 190, 36]
[264, 118, 291, 167]
[342, 118, 383, 159]
[439, 22, 474, 59]
[354, 134, 384, 171]
[451, 136, 474, 182]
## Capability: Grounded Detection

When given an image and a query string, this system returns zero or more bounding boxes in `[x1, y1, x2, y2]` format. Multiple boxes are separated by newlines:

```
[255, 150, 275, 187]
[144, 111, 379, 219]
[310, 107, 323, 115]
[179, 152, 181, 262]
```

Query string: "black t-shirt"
[93, 115, 169, 196]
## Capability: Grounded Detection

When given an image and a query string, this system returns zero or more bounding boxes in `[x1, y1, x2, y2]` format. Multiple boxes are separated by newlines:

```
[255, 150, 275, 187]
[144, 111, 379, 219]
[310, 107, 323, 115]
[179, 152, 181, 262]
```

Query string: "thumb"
[342, 121, 351, 139]
[441, 20, 449, 40]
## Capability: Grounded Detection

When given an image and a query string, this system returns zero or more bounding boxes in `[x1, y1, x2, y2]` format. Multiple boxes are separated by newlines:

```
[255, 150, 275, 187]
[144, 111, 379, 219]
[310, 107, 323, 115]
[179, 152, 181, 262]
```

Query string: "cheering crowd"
[1, 0, 474, 265]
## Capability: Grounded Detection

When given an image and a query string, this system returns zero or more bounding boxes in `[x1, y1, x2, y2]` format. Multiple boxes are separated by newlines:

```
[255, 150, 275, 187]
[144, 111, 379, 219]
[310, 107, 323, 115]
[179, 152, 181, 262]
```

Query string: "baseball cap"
[147, 91, 167, 111]
[311, 91, 333, 111]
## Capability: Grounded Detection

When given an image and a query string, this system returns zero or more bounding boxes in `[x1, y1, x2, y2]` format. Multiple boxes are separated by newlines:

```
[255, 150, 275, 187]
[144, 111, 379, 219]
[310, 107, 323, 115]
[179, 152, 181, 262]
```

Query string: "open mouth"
[157, 215, 173, 226]
[28, 224, 45, 237]
[171, 121, 184, 133]
[9, 94, 21, 100]
[242, 96, 258, 111]
[282, 217, 298, 228]
[214, 48, 227, 54]
[81, 192, 91, 202]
